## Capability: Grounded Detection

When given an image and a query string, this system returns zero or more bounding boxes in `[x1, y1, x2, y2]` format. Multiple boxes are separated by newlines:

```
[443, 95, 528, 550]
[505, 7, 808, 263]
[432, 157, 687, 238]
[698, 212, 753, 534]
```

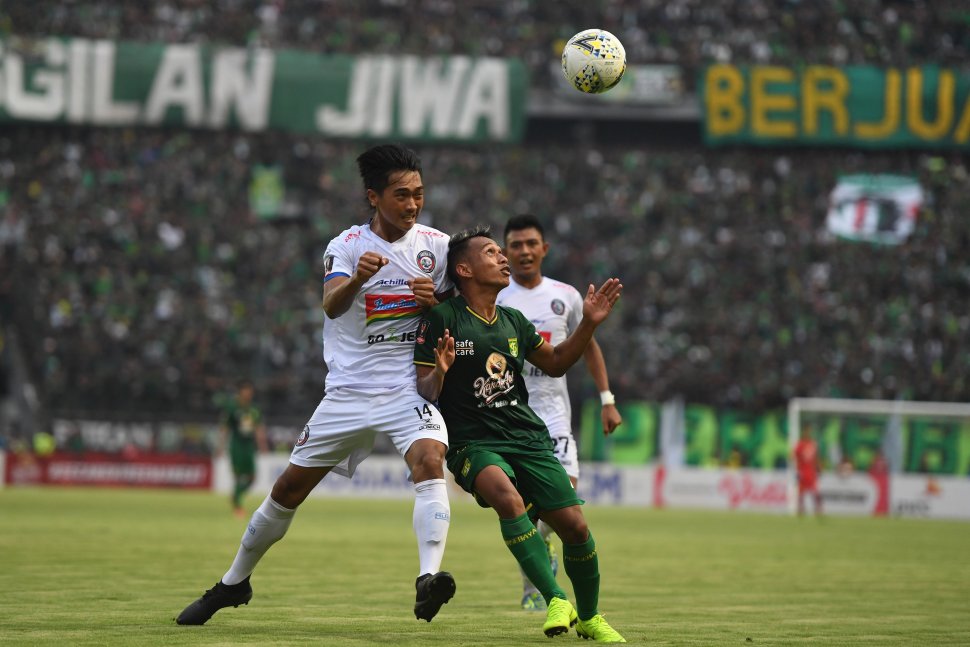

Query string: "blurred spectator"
[2, 126, 968, 418]
[4, 1, 970, 91]
[0, 1, 967, 420]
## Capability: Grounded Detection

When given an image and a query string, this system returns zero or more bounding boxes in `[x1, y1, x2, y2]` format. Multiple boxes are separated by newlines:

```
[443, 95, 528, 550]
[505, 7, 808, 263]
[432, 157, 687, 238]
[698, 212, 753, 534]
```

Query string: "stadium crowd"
[4, 0, 969, 90]
[2, 127, 969, 417]
[1, 0, 968, 422]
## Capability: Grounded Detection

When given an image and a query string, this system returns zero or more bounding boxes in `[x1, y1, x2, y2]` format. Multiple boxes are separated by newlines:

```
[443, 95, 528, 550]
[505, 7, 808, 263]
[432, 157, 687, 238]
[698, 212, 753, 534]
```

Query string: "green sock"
[501, 513, 567, 604]
[563, 533, 600, 620]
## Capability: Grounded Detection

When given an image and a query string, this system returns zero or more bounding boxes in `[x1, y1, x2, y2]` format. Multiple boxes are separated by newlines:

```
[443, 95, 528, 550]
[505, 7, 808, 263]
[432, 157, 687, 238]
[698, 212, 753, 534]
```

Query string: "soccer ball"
[561, 29, 627, 94]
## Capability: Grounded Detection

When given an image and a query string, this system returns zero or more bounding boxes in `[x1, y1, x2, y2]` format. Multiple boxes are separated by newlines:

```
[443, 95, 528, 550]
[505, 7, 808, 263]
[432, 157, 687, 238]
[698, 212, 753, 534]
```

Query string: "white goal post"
[786, 398, 970, 516]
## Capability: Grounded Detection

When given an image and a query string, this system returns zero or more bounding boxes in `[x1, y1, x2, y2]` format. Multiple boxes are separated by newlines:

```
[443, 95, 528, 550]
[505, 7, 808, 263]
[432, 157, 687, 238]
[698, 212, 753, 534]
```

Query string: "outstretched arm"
[527, 278, 622, 377]
[583, 338, 623, 435]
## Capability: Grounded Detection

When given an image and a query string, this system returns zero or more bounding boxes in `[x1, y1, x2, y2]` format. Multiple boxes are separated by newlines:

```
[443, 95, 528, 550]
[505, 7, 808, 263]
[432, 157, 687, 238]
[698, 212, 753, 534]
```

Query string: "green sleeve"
[414, 306, 446, 367]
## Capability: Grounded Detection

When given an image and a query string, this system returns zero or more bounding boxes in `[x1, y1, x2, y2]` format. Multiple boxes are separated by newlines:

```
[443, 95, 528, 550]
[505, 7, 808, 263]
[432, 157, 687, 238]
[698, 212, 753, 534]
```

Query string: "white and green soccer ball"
[561, 29, 627, 94]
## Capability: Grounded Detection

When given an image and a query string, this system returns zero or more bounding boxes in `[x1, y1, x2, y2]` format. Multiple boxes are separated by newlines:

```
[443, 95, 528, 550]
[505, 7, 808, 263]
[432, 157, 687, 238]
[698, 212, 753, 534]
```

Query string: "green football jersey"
[414, 295, 553, 452]
[221, 401, 262, 448]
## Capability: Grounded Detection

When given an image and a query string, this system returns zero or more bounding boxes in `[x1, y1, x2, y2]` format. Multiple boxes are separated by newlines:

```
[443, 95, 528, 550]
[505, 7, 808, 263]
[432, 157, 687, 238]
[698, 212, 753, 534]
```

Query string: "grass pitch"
[0, 487, 968, 646]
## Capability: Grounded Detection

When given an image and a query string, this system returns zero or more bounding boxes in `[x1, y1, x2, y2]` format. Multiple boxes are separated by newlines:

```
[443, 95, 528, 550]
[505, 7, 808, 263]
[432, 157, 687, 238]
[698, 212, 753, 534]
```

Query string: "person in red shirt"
[793, 427, 823, 516]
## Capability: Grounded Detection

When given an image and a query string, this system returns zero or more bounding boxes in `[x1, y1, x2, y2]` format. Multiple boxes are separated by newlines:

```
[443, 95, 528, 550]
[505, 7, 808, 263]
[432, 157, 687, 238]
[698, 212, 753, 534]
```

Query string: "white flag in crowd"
[826, 175, 923, 245]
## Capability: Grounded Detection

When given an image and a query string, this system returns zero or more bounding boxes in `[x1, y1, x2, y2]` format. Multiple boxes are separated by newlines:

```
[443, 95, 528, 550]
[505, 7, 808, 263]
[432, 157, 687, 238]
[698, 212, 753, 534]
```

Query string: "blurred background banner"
[826, 174, 923, 245]
[579, 399, 970, 476]
[553, 64, 684, 104]
[0, 36, 527, 142]
[702, 64, 970, 148]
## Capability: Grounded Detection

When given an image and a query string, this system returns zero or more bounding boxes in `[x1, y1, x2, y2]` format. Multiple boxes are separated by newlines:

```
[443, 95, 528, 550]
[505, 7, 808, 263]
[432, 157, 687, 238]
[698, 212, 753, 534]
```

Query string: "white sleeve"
[323, 235, 356, 280]
[566, 286, 584, 335]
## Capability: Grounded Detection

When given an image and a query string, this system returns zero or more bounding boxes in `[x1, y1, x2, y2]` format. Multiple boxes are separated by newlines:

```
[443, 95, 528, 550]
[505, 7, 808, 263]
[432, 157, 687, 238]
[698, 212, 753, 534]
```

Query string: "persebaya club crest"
[508, 338, 519, 357]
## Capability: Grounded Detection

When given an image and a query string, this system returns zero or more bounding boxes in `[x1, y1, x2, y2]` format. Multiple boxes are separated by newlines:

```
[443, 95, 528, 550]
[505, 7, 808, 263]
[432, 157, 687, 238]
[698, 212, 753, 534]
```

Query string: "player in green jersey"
[220, 380, 268, 518]
[414, 225, 626, 643]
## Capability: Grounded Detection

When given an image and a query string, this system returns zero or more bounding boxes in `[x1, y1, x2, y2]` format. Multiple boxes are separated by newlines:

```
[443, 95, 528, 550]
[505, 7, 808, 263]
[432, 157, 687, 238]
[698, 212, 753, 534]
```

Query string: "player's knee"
[271, 472, 310, 509]
[491, 489, 527, 518]
[410, 447, 446, 481]
[557, 514, 589, 544]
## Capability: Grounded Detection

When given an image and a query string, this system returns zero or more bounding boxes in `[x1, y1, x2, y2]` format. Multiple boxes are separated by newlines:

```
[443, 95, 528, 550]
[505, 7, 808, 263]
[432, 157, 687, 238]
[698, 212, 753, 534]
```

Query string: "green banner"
[579, 399, 970, 475]
[0, 37, 526, 142]
[701, 64, 970, 149]
[249, 165, 285, 219]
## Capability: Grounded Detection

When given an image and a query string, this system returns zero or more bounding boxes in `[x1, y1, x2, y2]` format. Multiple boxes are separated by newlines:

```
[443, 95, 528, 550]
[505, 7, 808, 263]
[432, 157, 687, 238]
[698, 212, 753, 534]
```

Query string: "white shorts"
[290, 384, 448, 479]
[540, 413, 579, 480]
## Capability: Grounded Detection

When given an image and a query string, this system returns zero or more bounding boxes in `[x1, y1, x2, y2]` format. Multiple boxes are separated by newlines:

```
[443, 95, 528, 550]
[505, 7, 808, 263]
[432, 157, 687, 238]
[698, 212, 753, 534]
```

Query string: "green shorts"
[447, 444, 583, 517]
[229, 442, 256, 477]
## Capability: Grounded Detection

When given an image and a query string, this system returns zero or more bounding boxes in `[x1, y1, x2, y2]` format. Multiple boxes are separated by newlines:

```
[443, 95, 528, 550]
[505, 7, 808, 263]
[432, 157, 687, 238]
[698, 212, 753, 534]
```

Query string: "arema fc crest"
[416, 250, 436, 273]
[551, 299, 565, 315]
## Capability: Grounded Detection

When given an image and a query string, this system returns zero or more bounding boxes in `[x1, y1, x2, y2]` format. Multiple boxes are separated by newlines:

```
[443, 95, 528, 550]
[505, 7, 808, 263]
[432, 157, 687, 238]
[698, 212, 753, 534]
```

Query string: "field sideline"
[1, 488, 968, 646]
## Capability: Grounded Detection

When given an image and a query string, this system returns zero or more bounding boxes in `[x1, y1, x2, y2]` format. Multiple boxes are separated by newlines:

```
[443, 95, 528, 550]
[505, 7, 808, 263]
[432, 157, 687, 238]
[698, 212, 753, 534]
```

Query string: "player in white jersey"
[497, 214, 623, 611]
[177, 144, 457, 627]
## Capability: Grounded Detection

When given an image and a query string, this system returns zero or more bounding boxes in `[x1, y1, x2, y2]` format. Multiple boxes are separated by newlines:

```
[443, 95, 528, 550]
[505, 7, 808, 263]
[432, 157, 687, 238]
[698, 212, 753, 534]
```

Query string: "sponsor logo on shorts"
[418, 423, 442, 432]
[434, 512, 450, 521]
[461, 458, 471, 477]
[416, 250, 436, 273]
[296, 425, 309, 446]
[551, 299, 565, 315]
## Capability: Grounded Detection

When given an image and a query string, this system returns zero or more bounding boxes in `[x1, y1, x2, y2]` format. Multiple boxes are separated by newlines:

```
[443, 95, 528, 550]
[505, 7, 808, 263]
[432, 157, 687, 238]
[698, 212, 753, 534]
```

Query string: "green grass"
[0, 488, 968, 646]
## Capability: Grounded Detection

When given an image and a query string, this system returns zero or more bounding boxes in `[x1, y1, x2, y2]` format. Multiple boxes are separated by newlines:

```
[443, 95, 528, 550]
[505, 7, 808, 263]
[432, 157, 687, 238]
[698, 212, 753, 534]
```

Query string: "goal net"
[786, 398, 970, 516]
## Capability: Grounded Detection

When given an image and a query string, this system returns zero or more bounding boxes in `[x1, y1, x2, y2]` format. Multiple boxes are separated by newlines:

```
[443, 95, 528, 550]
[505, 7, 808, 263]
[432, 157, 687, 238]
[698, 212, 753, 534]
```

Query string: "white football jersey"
[322, 222, 453, 391]
[497, 276, 583, 435]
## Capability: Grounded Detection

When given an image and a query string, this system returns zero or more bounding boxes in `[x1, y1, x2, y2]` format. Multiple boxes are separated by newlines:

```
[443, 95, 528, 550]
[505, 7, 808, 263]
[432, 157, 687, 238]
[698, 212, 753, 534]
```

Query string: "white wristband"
[600, 390, 616, 406]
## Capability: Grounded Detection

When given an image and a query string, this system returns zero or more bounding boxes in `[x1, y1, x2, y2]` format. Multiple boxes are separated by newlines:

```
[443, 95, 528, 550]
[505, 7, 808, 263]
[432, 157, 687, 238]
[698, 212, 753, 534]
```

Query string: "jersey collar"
[460, 296, 498, 325]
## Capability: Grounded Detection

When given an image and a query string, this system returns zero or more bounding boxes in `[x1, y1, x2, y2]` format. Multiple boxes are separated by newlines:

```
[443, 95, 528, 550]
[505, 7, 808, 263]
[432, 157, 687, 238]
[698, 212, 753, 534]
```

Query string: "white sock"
[413, 478, 450, 576]
[521, 519, 556, 593]
[222, 496, 296, 585]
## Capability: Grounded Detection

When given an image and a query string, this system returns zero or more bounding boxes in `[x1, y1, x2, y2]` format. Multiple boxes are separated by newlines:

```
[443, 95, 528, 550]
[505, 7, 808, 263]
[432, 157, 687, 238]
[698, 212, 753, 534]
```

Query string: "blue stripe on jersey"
[324, 272, 350, 282]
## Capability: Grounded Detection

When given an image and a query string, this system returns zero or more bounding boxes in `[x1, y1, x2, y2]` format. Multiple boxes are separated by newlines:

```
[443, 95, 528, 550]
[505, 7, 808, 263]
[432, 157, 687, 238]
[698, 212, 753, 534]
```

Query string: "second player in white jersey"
[497, 276, 583, 465]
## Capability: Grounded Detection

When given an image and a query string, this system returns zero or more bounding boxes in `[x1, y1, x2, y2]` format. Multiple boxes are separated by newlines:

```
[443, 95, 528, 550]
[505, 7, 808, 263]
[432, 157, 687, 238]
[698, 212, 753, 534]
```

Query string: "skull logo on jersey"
[474, 352, 516, 406]
[486, 352, 507, 378]
[416, 250, 436, 273]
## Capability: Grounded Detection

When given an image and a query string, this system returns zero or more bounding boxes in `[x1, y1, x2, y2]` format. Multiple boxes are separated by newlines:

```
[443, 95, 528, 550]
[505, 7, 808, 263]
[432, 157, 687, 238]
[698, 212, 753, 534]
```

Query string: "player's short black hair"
[356, 143, 422, 196]
[504, 213, 545, 242]
[447, 224, 494, 288]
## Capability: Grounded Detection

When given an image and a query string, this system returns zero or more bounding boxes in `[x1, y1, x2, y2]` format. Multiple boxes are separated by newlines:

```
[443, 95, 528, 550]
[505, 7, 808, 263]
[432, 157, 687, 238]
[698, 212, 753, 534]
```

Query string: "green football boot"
[542, 597, 577, 637]
[575, 614, 626, 642]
